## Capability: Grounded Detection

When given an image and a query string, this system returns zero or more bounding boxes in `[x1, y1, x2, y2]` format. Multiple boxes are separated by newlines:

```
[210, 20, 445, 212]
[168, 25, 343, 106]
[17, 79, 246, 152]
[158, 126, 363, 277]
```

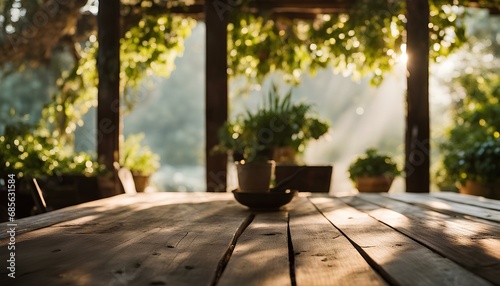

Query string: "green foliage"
[42, 15, 195, 146]
[348, 148, 400, 181]
[120, 133, 160, 175]
[120, 15, 195, 110]
[0, 122, 101, 178]
[215, 84, 330, 162]
[449, 140, 500, 183]
[228, 0, 468, 86]
[433, 7, 499, 188]
[439, 72, 500, 184]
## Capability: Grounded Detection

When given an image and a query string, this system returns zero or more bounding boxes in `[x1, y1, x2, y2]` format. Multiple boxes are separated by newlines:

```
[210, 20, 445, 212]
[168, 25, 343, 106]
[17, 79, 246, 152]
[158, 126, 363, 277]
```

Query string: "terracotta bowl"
[232, 189, 298, 210]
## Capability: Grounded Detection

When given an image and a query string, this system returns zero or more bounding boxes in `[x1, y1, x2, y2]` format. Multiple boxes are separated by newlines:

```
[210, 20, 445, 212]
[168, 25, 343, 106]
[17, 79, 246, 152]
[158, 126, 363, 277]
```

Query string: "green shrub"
[348, 148, 400, 181]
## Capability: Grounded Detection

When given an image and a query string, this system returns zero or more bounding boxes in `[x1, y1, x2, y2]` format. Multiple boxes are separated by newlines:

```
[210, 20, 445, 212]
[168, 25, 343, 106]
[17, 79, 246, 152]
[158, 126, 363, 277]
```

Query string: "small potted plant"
[348, 148, 400, 193]
[218, 113, 276, 193]
[214, 84, 330, 192]
[120, 133, 160, 192]
[254, 84, 330, 164]
[1, 122, 105, 215]
[215, 84, 330, 164]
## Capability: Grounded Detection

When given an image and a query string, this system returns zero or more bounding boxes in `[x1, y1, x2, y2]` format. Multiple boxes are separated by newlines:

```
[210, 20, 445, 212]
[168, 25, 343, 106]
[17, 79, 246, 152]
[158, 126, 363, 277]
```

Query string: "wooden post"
[205, 0, 229, 192]
[405, 0, 430, 193]
[97, 0, 121, 196]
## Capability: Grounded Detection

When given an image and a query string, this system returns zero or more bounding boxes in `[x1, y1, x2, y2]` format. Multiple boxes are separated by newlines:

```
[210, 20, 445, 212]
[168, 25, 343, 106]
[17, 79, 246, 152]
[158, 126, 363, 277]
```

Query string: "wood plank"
[289, 197, 387, 285]
[351, 194, 500, 285]
[129, 204, 251, 285]
[386, 193, 500, 223]
[431, 192, 500, 211]
[309, 196, 492, 286]
[218, 211, 291, 286]
[0, 195, 248, 285]
[0, 192, 234, 239]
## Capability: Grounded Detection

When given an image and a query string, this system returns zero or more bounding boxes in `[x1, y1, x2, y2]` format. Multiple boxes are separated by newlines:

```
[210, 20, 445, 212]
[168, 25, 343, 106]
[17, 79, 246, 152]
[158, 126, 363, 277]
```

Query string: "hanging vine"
[227, 0, 476, 86]
[2, 0, 496, 146]
[42, 14, 195, 146]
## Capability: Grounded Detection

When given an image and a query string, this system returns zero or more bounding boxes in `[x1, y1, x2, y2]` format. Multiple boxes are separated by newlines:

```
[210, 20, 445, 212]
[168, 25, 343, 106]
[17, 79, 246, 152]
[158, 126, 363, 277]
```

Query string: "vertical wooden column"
[205, 0, 228, 192]
[97, 0, 121, 196]
[405, 0, 430, 193]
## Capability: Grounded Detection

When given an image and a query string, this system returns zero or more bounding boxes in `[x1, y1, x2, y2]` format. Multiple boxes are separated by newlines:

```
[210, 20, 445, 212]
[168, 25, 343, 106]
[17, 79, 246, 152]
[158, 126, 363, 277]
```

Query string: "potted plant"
[448, 139, 500, 199]
[214, 85, 330, 192]
[120, 133, 160, 192]
[1, 122, 105, 215]
[436, 70, 500, 197]
[348, 148, 401, 193]
[216, 112, 276, 192]
[216, 84, 330, 163]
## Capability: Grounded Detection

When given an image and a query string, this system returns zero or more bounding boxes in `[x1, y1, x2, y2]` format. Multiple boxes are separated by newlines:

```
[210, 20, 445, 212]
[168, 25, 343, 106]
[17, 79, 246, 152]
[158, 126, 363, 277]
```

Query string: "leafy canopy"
[228, 0, 471, 85]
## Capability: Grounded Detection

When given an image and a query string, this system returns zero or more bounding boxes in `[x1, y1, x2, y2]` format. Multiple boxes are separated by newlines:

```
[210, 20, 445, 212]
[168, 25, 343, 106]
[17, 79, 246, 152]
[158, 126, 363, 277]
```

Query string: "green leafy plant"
[120, 133, 160, 175]
[214, 84, 329, 162]
[0, 122, 101, 178]
[228, 0, 470, 86]
[447, 139, 500, 183]
[348, 148, 400, 181]
[438, 70, 500, 185]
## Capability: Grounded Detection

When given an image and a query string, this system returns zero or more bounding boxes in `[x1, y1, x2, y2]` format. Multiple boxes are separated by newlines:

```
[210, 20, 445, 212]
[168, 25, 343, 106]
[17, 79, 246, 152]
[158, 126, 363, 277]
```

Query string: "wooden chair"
[117, 168, 137, 194]
[32, 178, 48, 214]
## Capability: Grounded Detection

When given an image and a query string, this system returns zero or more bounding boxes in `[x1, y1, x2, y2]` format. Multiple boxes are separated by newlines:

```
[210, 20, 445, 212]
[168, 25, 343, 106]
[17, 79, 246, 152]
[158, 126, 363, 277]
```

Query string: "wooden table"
[1, 192, 499, 285]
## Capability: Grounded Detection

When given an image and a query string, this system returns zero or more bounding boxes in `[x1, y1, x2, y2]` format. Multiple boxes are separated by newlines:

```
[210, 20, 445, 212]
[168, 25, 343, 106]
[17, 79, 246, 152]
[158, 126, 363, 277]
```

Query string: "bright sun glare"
[400, 44, 408, 64]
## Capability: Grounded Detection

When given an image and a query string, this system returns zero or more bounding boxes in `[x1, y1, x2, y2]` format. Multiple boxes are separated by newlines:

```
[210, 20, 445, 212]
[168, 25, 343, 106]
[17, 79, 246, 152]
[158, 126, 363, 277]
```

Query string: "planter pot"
[42, 175, 101, 209]
[460, 181, 500, 200]
[355, 176, 394, 193]
[275, 165, 333, 193]
[132, 174, 150, 192]
[273, 147, 296, 165]
[236, 161, 275, 193]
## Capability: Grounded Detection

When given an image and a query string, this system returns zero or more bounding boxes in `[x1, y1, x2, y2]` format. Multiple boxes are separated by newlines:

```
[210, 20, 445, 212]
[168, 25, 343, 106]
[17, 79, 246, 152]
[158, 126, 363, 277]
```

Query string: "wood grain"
[1, 192, 498, 286]
[310, 196, 492, 286]
[350, 194, 499, 284]
[386, 193, 500, 223]
[218, 211, 291, 286]
[0, 192, 234, 239]
[289, 196, 387, 285]
[0, 193, 246, 286]
[431, 192, 500, 211]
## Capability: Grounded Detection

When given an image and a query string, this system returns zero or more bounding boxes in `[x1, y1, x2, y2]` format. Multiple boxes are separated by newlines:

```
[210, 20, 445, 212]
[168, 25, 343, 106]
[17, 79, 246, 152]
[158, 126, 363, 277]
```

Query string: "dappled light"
[1, 191, 499, 284]
[0, 1, 499, 286]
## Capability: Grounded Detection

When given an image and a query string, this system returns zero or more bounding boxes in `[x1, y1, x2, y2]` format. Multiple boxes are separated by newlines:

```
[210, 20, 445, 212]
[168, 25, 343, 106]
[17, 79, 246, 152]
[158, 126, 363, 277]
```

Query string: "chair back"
[118, 168, 137, 194]
[32, 178, 48, 213]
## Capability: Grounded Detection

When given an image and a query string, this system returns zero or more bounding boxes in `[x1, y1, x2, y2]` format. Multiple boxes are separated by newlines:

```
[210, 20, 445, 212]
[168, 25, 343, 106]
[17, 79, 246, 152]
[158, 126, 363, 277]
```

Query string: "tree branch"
[0, 0, 88, 67]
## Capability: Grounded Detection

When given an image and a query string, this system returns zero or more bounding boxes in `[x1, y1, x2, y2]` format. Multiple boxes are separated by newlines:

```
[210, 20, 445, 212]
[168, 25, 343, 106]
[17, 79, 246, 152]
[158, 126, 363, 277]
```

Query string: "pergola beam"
[247, 0, 352, 14]
[97, 0, 121, 196]
[205, 0, 229, 192]
[405, 0, 430, 193]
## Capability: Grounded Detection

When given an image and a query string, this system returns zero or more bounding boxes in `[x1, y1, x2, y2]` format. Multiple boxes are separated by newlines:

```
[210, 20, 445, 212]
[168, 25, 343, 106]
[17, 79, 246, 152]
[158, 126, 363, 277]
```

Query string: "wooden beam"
[97, 0, 121, 196]
[249, 0, 352, 12]
[205, 0, 228, 192]
[405, 0, 430, 193]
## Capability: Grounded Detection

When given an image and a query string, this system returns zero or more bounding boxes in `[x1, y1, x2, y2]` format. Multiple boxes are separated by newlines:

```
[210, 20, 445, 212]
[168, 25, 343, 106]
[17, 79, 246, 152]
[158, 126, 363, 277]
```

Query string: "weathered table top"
[1, 192, 499, 286]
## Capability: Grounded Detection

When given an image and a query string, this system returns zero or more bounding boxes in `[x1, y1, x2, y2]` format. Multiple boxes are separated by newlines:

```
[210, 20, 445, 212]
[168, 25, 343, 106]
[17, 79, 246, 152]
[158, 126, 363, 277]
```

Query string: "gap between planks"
[309, 195, 492, 286]
[289, 196, 387, 286]
[350, 194, 500, 285]
[383, 193, 500, 224]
